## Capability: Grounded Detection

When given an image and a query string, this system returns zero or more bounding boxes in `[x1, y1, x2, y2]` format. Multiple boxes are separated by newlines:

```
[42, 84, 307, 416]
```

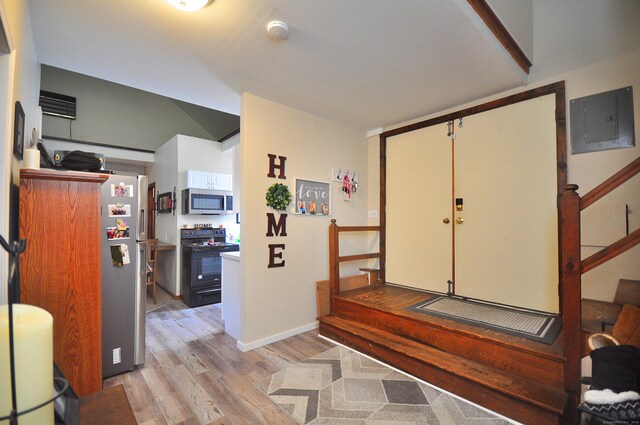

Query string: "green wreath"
[266, 183, 292, 211]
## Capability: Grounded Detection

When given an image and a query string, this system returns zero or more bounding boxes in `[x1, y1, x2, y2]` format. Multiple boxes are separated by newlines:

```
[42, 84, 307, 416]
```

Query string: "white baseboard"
[236, 321, 319, 352]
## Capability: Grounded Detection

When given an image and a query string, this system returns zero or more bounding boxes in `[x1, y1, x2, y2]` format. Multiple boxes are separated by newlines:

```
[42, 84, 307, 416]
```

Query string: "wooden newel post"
[328, 219, 340, 314]
[560, 183, 581, 419]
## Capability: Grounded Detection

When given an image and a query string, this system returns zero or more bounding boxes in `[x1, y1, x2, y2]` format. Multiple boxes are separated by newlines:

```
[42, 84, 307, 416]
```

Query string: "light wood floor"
[103, 301, 334, 424]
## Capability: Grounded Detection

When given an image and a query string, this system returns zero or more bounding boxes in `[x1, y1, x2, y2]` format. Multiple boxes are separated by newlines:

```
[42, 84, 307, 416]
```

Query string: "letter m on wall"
[266, 213, 287, 237]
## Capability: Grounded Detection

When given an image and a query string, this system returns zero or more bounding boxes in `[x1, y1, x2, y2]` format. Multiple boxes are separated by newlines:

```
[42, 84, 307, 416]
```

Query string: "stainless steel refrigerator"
[101, 174, 148, 378]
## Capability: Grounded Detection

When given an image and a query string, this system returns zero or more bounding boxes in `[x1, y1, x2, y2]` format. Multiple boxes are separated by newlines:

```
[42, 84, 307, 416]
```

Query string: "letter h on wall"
[267, 154, 287, 179]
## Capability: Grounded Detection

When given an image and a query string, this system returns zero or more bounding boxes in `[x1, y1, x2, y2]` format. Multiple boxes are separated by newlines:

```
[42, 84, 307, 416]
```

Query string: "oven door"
[190, 248, 221, 289]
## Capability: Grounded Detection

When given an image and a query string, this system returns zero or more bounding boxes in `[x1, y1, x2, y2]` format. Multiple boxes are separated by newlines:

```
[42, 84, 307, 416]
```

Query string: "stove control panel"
[180, 227, 226, 240]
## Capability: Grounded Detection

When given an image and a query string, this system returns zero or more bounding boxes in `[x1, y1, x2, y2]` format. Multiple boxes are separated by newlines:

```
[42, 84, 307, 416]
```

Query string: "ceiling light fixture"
[165, 0, 212, 12]
[267, 21, 289, 40]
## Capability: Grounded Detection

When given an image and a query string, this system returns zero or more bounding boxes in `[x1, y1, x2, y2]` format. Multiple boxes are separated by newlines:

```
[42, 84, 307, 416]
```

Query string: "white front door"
[386, 124, 452, 293]
[454, 94, 559, 312]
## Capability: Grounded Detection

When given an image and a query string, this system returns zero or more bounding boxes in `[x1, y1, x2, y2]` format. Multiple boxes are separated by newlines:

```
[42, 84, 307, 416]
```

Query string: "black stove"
[180, 228, 239, 307]
[181, 228, 239, 248]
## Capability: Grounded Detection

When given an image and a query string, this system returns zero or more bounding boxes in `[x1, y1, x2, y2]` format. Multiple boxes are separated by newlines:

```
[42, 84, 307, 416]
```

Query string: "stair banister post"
[329, 219, 340, 314]
[560, 183, 581, 420]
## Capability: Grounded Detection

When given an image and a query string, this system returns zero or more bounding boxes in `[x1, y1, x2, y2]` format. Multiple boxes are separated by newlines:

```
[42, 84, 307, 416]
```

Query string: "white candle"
[23, 149, 40, 170]
[0, 304, 54, 425]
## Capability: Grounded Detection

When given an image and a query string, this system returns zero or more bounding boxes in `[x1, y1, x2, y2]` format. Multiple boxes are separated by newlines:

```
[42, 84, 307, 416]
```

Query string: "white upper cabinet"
[185, 170, 210, 189]
[211, 173, 233, 191]
[184, 170, 233, 191]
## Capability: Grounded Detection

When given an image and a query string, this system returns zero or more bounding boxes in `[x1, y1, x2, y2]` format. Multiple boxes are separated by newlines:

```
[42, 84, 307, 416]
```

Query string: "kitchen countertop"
[156, 241, 176, 251]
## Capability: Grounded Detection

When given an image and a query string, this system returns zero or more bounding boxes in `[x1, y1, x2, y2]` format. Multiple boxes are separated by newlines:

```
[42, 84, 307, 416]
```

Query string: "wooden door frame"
[147, 182, 156, 241]
[378, 81, 567, 286]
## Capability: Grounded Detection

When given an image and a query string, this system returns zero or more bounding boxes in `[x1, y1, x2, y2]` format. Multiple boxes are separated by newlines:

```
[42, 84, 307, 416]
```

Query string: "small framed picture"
[295, 179, 331, 216]
[111, 183, 133, 197]
[106, 226, 130, 240]
[13, 101, 25, 160]
[157, 192, 172, 213]
[108, 204, 131, 217]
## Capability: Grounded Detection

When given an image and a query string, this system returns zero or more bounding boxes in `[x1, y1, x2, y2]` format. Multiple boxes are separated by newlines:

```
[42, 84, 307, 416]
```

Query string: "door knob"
[455, 217, 464, 224]
[443, 218, 450, 224]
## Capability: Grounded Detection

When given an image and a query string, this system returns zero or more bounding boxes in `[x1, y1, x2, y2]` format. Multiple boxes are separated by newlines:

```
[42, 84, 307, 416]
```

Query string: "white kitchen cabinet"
[185, 170, 210, 189]
[212, 173, 232, 191]
[184, 170, 233, 191]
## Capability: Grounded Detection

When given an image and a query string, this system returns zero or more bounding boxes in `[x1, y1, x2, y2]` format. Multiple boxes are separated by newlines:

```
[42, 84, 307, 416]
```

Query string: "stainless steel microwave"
[182, 189, 233, 215]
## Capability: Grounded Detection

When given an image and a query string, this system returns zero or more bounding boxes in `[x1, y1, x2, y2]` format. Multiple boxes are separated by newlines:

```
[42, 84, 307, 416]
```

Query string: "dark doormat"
[407, 296, 562, 344]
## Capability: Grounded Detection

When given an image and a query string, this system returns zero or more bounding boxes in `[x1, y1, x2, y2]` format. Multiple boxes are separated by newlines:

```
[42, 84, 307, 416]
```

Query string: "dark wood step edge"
[319, 314, 566, 415]
[332, 296, 566, 362]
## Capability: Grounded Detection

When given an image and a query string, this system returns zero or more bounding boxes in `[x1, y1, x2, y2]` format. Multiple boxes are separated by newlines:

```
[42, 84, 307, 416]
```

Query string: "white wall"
[0, 3, 14, 303]
[148, 135, 179, 295]
[238, 93, 369, 350]
[0, 0, 40, 303]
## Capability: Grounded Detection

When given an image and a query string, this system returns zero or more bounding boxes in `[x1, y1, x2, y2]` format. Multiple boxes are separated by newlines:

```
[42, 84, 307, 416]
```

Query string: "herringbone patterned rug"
[256, 345, 511, 424]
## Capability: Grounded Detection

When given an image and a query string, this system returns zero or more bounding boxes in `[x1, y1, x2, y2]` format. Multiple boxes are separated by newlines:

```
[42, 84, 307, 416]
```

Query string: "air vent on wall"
[39, 90, 77, 120]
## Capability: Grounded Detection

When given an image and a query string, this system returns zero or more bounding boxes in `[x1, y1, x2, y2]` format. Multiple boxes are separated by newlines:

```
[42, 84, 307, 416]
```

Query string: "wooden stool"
[146, 239, 159, 304]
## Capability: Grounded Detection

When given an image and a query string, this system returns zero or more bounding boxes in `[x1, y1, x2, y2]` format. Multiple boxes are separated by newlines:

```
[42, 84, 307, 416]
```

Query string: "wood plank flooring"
[103, 301, 334, 424]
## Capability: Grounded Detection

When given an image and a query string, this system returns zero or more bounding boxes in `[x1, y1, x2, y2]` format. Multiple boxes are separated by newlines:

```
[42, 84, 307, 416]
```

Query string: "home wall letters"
[266, 153, 288, 268]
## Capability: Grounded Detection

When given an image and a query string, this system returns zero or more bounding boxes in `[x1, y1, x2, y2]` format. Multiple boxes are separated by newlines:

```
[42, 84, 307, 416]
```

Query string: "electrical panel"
[570, 86, 634, 154]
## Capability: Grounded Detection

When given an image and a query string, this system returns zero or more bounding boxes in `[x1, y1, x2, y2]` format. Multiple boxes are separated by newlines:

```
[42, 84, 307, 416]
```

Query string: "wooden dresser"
[20, 169, 108, 396]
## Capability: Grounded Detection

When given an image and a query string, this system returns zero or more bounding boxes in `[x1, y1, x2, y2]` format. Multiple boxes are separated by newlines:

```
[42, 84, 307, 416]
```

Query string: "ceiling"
[27, 0, 527, 132]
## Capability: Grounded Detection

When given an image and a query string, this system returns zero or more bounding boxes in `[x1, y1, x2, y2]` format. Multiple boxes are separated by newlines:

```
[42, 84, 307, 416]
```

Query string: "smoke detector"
[267, 21, 289, 40]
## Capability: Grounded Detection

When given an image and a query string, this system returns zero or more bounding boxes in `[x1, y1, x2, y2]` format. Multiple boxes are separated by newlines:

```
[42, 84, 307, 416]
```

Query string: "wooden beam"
[582, 228, 640, 274]
[379, 134, 387, 284]
[555, 81, 568, 195]
[466, 0, 532, 75]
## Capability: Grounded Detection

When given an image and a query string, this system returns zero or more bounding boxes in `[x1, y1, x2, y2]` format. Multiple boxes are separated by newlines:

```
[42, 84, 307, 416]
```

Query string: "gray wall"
[40, 65, 239, 151]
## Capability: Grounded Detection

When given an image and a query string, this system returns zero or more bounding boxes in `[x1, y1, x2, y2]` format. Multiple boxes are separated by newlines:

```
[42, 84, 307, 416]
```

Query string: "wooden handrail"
[328, 219, 381, 314]
[560, 156, 640, 404]
[582, 227, 640, 274]
[337, 225, 381, 232]
[581, 156, 640, 211]
[339, 253, 381, 262]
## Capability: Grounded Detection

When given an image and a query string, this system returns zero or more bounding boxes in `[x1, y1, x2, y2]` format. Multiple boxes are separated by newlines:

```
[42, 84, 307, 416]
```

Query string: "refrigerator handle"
[139, 209, 145, 237]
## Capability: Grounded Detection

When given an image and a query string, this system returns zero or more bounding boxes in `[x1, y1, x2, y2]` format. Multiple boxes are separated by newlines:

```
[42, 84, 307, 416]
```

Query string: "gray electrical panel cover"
[570, 86, 635, 154]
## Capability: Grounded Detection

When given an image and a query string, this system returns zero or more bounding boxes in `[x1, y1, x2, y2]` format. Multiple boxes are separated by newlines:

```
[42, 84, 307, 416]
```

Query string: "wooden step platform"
[318, 285, 568, 424]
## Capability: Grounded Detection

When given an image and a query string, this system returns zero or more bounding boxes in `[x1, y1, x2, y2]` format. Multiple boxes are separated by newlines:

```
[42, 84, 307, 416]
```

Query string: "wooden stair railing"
[580, 156, 640, 210]
[328, 219, 381, 314]
[560, 155, 640, 417]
